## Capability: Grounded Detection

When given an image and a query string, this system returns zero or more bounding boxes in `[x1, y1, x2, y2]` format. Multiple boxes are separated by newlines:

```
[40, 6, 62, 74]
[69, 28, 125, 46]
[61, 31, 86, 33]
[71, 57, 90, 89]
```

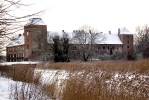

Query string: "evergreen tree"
[52, 36, 69, 62]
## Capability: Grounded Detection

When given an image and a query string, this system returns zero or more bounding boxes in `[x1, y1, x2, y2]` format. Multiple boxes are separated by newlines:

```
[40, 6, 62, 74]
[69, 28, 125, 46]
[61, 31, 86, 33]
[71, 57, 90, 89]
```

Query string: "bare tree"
[0, 0, 42, 54]
[136, 25, 149, 58]
[73, 25, 104, 61]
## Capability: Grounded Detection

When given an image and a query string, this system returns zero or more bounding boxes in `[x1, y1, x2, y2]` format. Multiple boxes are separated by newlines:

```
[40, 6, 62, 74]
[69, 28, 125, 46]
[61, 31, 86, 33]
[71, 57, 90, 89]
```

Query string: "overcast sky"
[16, 0, 149, 33]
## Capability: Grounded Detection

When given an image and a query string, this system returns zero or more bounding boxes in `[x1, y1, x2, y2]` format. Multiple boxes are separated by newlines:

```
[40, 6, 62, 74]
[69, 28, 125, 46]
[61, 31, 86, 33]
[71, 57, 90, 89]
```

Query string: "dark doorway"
[110, 48, 113, 55]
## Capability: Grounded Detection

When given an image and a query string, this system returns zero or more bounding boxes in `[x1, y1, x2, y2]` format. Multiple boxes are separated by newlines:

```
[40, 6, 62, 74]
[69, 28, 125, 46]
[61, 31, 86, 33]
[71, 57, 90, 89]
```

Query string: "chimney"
[118, 28, 120, 34]
[108, 31, 111, 35]
[89, 30, 91, 34]
[62, 30, 65, 33]
[19, 34, 22, 37]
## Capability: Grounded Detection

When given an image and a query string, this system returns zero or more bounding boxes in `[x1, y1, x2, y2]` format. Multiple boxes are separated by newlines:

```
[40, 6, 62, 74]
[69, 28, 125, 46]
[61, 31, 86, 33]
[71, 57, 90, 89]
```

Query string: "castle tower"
[118, 28, 134, 59]
[24, 18, 48, 60]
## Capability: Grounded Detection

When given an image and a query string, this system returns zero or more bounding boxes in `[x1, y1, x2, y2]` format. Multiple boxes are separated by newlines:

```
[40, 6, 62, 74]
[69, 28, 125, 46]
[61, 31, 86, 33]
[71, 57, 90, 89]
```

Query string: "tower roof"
[119, 27, 133, 35]
[26, 18, 46, 26]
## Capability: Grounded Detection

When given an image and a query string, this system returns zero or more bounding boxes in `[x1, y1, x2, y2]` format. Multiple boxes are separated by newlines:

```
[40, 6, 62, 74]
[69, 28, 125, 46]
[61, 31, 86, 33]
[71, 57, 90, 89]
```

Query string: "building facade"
[6, 18, 134, 62]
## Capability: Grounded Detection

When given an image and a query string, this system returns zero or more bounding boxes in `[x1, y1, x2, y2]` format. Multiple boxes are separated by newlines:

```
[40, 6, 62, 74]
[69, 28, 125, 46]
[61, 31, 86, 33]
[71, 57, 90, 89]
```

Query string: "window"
[19, 53, 22, 57]
[12, 48, 13, 51]
[127, 46, 129, 48]
[13, 48, 15, 51]
[103, 46, 105, 49]
[72, 45, 77, 50]
[27, 44, 29, 49]
[27, 32, 29, 36]
[22, 47, 24, 51]
[107, 46, 110, 50]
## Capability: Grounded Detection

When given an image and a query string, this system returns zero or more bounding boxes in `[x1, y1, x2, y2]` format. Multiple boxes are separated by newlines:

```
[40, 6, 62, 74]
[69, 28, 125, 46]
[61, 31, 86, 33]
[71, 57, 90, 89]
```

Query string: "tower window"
[27, 32, 29, 36]
[27, 44, 29, 49]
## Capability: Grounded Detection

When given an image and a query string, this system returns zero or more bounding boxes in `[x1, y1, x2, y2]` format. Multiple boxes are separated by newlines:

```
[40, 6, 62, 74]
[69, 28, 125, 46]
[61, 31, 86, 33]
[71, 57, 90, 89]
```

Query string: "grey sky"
[16, 0, 149, 33]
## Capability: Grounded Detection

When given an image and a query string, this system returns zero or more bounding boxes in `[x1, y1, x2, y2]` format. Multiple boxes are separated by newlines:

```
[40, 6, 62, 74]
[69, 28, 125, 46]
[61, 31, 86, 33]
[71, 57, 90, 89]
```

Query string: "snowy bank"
[0, 77, 14, 100]
[0, 76, 51, 100]
[0, 61, 40, 66]
[34, 69, 69, 85]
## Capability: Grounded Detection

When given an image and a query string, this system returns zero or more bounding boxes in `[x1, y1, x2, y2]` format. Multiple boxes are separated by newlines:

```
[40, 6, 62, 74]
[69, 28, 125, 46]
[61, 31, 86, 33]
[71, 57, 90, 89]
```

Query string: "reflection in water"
[10, 80, 51, 100]
[0, 77, 12, 100]
[0, 76, 51, 100]
[0, 65, 52, 100]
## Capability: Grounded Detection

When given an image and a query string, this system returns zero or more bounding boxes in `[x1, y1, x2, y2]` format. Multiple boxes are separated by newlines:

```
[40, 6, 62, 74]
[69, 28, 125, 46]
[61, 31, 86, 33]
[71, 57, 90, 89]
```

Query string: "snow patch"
[0, 61, 40, 66]
[99, 34, 123, 44]
[34, 69, 69, 85]
[7, 34, 24, 47]
[0, 77, 13, 100]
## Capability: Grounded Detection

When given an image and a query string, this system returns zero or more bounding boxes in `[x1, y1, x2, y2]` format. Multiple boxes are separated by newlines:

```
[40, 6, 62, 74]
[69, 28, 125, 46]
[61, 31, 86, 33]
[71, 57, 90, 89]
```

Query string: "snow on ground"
[0, 76, 51, 100]
[105, 72, 149, 97]
[0, 61, 40, 66]
[35, 69, 149, 98]
[34, 69, 69, 85]
[34, 69, 70, 98]
[0, 66, 144, 99]
[0, 77, 15, 100]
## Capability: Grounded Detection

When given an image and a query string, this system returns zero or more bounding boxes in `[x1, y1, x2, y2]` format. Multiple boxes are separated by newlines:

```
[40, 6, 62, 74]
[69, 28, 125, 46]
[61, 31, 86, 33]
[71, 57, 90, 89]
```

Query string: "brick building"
[7, 18, 49, 61]
[6, 18, 134, 62]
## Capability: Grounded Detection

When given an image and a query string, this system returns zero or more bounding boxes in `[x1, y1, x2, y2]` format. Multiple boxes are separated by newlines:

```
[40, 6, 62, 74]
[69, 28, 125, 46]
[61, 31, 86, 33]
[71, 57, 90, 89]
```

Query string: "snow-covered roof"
[119, 27, 133, 35]
[7, 30, 123, 48]
[98, 34, 122, 44]
[69, 33, 122, 45]
[69, 38, 80, 44]
[7, 34, 24, 47]
[48, 31, 123, 45]
[26, 18, 45, 26]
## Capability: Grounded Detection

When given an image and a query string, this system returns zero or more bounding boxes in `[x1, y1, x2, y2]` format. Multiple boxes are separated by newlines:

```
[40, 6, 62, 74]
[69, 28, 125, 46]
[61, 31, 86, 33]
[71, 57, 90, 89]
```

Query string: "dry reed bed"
[37, 59, 149, 73]
[61, 69, 149, 100]
[1, 59, 149, 100]
[40, 59, 149, 100]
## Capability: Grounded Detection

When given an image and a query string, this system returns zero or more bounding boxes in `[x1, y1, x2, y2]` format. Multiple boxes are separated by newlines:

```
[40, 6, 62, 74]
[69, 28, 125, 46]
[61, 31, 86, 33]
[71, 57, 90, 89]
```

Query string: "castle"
[6, 18, 134, 62]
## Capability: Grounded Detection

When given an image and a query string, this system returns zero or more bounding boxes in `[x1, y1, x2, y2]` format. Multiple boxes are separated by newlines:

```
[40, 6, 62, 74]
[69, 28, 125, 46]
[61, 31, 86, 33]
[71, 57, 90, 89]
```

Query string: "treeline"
[135, 25, 149, 58]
